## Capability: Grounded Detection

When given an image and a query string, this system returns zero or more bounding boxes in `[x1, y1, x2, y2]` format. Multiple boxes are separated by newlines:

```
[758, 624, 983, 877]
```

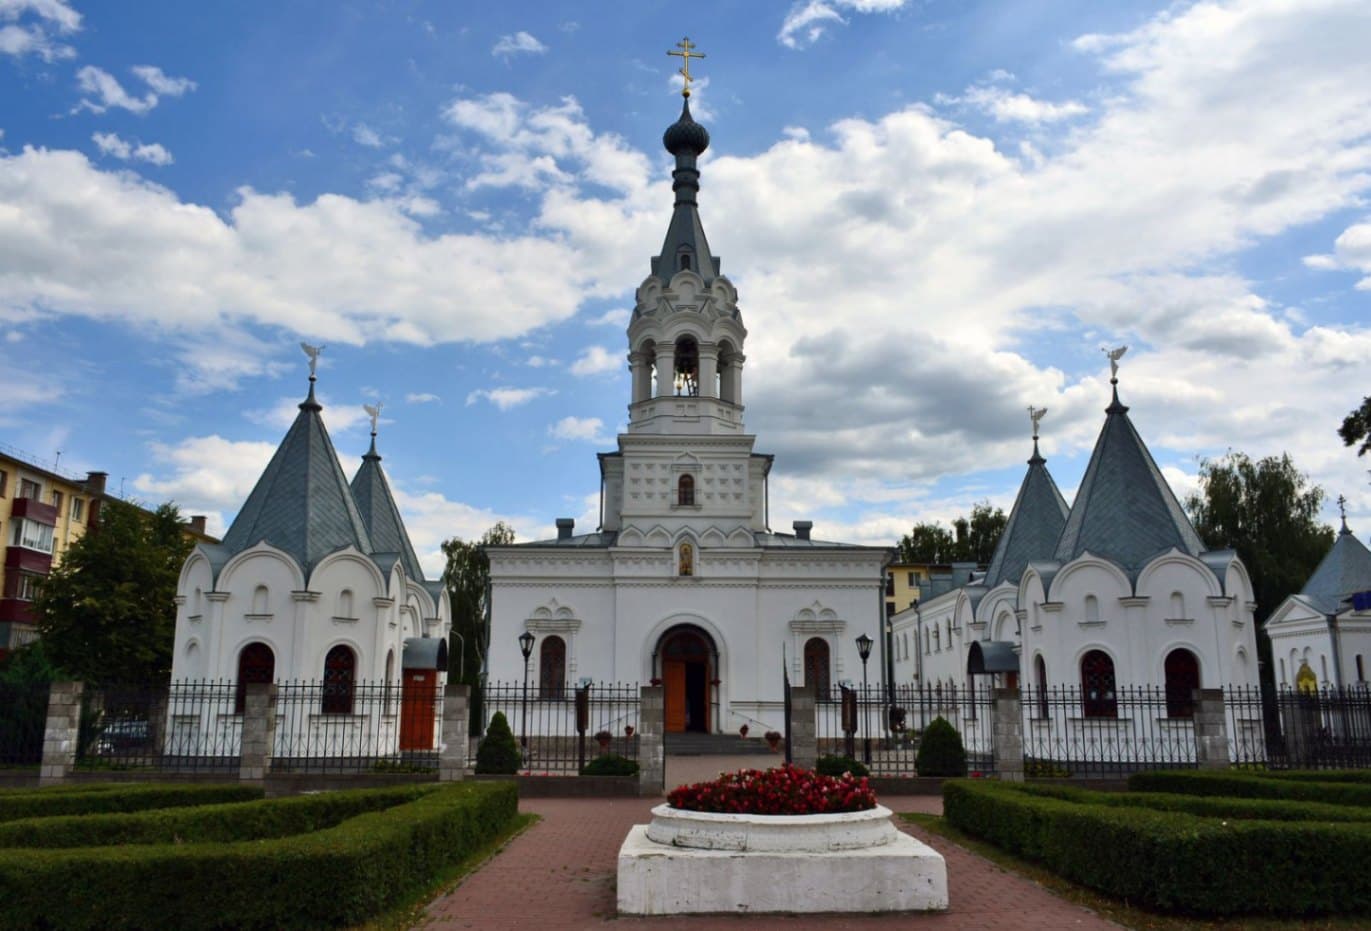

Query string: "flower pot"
[765, 735, 782, 752]
[738, 724, 749, 738]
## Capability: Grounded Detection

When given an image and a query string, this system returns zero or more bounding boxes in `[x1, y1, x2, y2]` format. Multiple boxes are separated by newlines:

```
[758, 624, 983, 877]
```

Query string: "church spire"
[652, 38, 719, 283]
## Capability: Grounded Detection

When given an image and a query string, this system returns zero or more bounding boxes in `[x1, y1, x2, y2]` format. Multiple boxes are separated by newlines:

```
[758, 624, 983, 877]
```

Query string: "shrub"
[815, 754, 869, 778]
[0, 784, 261, 823]
[1011, 781, 1371, 824]
[580, 754, 639, 777]
[475, 711, 521, 774]
[668, 764, 876, 815]
[1128, 770, 1371, 807]
[0, 781, 518, 930]
[943, 779, 1371, 916]
[915, 717, 966, 777]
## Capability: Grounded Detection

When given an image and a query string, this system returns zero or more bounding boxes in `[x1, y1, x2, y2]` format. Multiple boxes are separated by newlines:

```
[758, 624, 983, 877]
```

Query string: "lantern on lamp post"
[855, 633, 873, 764]
[518, 631, 536, 749]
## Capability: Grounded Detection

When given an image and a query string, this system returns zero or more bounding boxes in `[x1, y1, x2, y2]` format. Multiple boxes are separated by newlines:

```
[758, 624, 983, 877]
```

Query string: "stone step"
[663, 733, 778, 756]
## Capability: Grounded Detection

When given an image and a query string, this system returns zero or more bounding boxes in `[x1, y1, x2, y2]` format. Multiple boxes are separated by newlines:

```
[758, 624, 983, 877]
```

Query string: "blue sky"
[2, 0, 1369, 577]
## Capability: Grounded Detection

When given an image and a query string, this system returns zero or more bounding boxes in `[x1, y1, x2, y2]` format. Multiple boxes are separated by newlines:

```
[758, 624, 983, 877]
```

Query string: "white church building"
[169, 361, 450, 754]
[891, 372, 1262, 712]
[486, 94, 890, 735]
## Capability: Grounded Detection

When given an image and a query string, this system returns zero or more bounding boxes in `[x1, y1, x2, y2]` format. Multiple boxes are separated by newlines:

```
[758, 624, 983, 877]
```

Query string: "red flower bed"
[667, 764, 877, 815]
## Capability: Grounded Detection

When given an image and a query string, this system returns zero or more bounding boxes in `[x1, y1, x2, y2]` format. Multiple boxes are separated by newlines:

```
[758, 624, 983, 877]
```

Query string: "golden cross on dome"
[668, 37, 706, 97]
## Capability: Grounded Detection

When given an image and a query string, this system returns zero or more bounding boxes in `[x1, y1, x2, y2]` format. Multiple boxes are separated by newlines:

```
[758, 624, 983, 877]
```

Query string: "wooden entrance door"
[399, 669, 437, 750]
[664, 661, 687, 732]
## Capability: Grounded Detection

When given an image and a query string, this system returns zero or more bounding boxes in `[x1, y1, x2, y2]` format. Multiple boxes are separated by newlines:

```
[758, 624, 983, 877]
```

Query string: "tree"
[1184, 451, 1334, 628]
[442, 521, 515, 734]
[896, 502, 1007, 565]
[33, 500, 193, 685]
[1339, 396, 1371, 457]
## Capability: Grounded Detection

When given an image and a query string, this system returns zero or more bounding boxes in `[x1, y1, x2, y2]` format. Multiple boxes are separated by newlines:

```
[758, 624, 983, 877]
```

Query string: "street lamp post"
[856, 633, 873, 764]
[518, 631, 536, 749]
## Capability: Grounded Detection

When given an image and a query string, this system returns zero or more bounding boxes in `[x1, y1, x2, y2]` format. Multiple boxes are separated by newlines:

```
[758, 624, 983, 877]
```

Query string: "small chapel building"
[170, 364, 450, 709]
[890, 373, 1262, 708]
[485, 93, 890, 735]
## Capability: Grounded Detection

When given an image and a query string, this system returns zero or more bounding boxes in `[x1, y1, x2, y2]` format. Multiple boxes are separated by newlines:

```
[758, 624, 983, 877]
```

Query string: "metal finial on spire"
[668, 36, 705, 97]
[364, 402, 383, 437]
[1103, 345, 1128, 383]
[300, 341, 324, 379]
[1338, 493, 1350, 534]
[1028, 406, 1047, 441]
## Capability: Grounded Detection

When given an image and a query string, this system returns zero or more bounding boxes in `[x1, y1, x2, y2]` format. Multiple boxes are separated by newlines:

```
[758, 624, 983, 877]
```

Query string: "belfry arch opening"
[717, 340, 739, 404]
[674, 336, 699, 397]
[654, 624, 717, 733]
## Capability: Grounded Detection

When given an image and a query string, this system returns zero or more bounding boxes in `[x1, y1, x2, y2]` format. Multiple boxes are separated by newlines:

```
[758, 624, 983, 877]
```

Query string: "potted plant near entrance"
[764, 730, 782, 752]
[595, 729, 612, 751]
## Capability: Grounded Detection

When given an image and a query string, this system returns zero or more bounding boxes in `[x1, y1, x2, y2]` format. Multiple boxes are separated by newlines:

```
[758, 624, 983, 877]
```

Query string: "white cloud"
[549, 415, 609, 443]
[958, 85, 1089, 124]
[1311, 217, 1371, 289]
[352, 123, 384, 148]
[525, 355, 555, 368]
[569, 344, 620, 376]
[131, 435, 278, 535]
[0, 0, 79, 61]
[405, 392, 441, 404]
[465, 386, 554, 410]
[245, 394, 369, 433]
[585, 308, 630, 327]
[91, 132, 173, 166]
[778, 0, 908, 49]
[76, 64, 196, 115]
[492, 31, 546, 57]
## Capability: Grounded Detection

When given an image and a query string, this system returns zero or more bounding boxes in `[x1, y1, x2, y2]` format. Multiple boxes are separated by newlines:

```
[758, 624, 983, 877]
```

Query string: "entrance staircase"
[664, 732, 774, 756]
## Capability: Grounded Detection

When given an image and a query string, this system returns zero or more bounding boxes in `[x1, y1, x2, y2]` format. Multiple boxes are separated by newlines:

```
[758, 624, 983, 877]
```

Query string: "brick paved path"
[423, 758, 1123, 930]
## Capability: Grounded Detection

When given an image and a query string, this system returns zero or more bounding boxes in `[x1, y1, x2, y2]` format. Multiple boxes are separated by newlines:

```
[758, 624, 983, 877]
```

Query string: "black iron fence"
[271, 679, 442, 774]
[0, 680, 48, 768]
[77, 681, 241, 774]
[1228, 684, 1371, 770]
[482, 680, 640, 774]
[1022, 684, 1197, 777]
[815, 683, 995, 776]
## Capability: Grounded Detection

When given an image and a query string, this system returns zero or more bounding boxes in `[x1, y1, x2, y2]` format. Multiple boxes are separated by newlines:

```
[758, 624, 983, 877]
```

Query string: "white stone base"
[617, 824, 948, 914]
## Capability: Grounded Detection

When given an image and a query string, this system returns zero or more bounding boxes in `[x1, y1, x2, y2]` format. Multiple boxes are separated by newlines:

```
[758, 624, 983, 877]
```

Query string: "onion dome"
[663, 99, 710, 157]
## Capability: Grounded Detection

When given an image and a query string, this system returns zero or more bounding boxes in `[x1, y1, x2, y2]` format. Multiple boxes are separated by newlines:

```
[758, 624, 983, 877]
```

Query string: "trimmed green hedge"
[1128, 770, 1371, 806]
[0, 785, 432, 848]
[815, 755, 869, 778]
[0, 781, 518, 930]
[1013, 781, 1371, 824]
[944, 779, 1371, 916]
[1255, 770, 1371, 784]
[580, 754, 639, 776]
[0, 783, 262, 823]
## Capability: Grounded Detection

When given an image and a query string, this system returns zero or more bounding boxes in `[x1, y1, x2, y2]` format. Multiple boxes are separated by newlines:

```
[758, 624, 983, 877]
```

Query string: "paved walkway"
[423, 758, 1123, 930]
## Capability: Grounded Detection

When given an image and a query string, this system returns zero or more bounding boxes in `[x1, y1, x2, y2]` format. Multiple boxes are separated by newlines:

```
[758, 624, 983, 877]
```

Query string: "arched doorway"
[657, 625, 715, 733]
[1164, 648, 1200, 718]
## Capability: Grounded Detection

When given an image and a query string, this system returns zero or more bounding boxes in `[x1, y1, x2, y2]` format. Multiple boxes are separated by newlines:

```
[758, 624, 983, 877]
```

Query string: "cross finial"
[668, 36, 706, 97]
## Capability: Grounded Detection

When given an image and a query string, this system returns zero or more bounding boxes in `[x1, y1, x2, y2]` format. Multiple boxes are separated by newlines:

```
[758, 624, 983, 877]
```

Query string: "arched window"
[1080, 650, 1117, 718]
[803, 637, 831, 700]
[677, 474, 695, 506]
[322, 645, 357, 714]
[235, 642, 275, 713]
[252, 585, 269, 614]
[1358, 655, 1366, 684]
[1034, 654, 1048, 718]
[1279, 657, 1286, 685]
[678, 250, 692, 271]
[1163, 648, 1200, 718]
[673, 336, 699, 396]
[192, 587, 203, 617]
[338, 589, 354, 618]
[932, 626, 940, 652]
[1084, 594, 1099, 624]
[924, 628, 930, 655]
[1169, 591, 1185, 620]
[717, 341, 738, 404]
[902, 632, 909, 662]
[679, 542, 694, 577]
[540, 635, 567, 700]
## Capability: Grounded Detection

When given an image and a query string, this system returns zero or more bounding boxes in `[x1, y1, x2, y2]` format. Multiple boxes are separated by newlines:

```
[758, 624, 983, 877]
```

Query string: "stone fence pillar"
[239, 683, 277, 787]
[789, 685, 817, 770]
[1193, 688, 1229, 770]
[40, 681, 84, 787]
[440, 683, 471, 781]
[992, 688, 1025, 782]
[637, 685, 665, 796]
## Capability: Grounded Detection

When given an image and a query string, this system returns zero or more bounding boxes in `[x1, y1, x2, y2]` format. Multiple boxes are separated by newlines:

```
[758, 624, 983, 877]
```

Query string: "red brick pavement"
[422, 759, 1124, 930]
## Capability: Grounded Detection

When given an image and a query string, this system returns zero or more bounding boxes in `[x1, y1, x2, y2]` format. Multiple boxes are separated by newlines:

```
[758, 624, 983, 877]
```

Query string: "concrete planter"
[618, 803, 947, 914]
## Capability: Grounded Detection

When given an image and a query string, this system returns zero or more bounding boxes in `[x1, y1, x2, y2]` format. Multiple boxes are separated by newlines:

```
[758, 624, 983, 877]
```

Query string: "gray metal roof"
[967, 640, 1020, 675]
[219, 383, 374, 575]
[351, 437, 425, 582]
[651, 99, 721, 284]
[1299, 525, 1371, 615]
[508, 531, 619, 548]
[1053, 387, 1205, 573]
[402, 636, 448, 671]
[982, 441, 1070, 589]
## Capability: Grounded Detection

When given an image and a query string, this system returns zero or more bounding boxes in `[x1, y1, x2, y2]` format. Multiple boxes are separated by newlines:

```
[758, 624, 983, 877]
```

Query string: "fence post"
[440, 683, 471, 781]
[1192, 688, 1229, 770]
[39, 681, 84, 786]
[789, 685, 817, 769]
[637, 685, 665, 796]
[239, 683, 277, 787]
[992, 687, 1025, 782]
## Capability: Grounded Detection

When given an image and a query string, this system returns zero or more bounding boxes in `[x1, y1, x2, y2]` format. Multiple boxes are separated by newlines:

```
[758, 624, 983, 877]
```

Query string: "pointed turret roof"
[651, 98, 720, 284]
[220, 376, 374, 574]
[351, 428, 425, 583]
[1053, 382, 1205, 573]
[1298, 520, 1371, 615]
[983, 436, 1071, 589]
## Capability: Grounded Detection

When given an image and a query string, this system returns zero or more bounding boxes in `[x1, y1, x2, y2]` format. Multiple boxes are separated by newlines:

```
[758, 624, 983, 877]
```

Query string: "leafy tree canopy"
[441, 521, 515, 686]
[896, 502, 1007, 565]
[33, 500, 193, 685]
[1184, 451, 1334, 626]
[1339, 396, 1371, 457]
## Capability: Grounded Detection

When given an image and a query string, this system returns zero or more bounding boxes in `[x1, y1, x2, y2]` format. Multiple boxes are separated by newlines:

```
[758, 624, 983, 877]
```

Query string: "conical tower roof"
[220, 378, 373, 574]
[1299, 520, 1371, 615]
[351, 429, 425, 582]
[983, 437, 1070, 589]
[1053, 384, 1205, 573]
[651, 98, 720, 283]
